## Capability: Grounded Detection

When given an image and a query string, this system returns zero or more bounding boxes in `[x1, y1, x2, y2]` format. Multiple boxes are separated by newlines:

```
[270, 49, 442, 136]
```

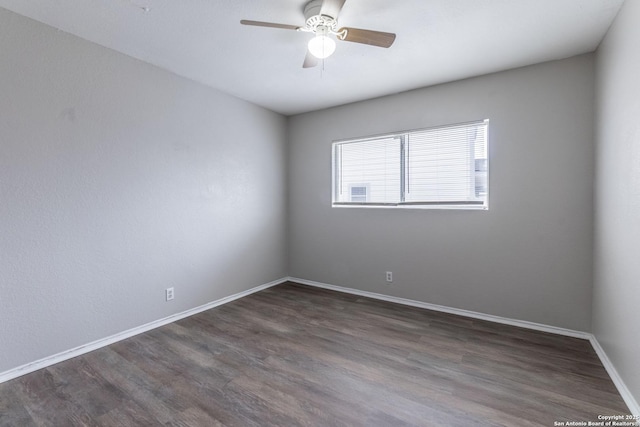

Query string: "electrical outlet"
[166, 287, 174, 301]
[386, 271, 393, 283]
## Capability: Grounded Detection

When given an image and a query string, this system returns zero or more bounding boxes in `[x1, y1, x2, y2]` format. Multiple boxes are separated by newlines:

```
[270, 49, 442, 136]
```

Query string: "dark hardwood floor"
[0, 282, 630, 426]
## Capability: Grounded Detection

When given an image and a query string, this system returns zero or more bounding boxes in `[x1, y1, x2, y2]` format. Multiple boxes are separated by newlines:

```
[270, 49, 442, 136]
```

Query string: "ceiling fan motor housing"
[304, 0, 338, 32]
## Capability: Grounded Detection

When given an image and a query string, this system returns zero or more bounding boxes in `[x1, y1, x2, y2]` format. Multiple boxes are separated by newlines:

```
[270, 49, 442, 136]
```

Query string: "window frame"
[331, 120, 489, 210]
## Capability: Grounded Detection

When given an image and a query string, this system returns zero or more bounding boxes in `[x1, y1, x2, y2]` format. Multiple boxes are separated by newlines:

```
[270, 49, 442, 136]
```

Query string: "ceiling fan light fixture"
[240, 0, 396, 68]
[308, 34, 336, 59]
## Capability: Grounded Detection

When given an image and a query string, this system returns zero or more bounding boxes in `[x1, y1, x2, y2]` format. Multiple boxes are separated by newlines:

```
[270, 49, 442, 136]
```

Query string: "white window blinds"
[334, 137, 401, 204]
[332, 120, 488, 209]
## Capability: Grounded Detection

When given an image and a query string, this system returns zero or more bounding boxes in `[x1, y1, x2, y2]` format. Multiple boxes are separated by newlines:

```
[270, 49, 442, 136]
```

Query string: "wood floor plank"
[0, 281, 630, 426]
[0, 380, 34, 426]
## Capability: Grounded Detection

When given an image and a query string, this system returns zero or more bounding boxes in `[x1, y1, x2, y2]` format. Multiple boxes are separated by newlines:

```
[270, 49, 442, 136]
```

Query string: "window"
[332, 120, 489, 209]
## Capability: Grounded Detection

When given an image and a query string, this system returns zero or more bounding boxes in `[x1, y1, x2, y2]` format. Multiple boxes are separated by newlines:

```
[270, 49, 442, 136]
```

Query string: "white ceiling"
[0, 0, 625, 115]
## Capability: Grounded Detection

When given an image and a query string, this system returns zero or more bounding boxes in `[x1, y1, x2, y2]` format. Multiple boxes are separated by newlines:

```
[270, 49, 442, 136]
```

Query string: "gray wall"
[594, 0, 640, 407]
[0, 9, 287, 373]
[289, 55, 595, 331]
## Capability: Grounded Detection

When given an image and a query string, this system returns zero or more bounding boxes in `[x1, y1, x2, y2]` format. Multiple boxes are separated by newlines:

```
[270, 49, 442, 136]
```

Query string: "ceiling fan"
[240, 0, 396, 68]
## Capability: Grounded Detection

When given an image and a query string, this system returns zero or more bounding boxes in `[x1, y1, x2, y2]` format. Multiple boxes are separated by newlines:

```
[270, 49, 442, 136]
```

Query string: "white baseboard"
[289, 277, 639, 415]
[589, 337, 640, 416]
[0, 277, 288, 385]
[289, 277, 591, 339]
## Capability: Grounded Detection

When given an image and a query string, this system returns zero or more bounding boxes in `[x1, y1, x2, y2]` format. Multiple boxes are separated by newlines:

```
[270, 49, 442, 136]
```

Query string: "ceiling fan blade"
[338, 27, 396, 48]
[240, 20, 301, 31]
[303, 51, 319, 68]
[320, 0, 346, 18]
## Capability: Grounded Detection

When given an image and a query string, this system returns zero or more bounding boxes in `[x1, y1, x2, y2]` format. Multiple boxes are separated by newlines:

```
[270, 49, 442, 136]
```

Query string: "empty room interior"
[1, 0, 639, 425]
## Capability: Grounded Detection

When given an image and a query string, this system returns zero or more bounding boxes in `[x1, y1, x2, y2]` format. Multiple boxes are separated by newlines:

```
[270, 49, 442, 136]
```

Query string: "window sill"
[331, 203, 489, 211]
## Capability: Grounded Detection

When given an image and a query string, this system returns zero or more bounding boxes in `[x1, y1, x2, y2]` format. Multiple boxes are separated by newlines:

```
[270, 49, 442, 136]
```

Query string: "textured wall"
[288, 55, 595, 331]
[594, 0, 640, 410]
[0, 9, 287, 373]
